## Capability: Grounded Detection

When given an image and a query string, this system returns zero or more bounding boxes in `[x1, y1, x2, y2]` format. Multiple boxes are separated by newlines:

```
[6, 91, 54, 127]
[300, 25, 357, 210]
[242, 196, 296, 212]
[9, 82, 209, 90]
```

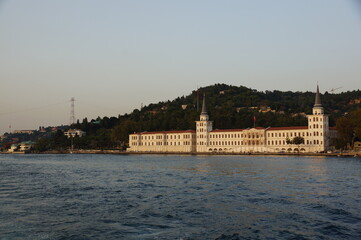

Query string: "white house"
[8, 144, 19, 153]
[19, 141, 34, 152]
[64, 129, 86, 138]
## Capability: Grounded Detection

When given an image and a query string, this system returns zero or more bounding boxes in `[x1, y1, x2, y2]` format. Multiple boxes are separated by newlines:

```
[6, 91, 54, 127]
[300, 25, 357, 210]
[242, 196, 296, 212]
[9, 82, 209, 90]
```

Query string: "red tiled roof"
[267, 126, 308, 131]
[211, 129, 244, 132]
[211, 127, 265, 133]
[131, 130, 196, 135]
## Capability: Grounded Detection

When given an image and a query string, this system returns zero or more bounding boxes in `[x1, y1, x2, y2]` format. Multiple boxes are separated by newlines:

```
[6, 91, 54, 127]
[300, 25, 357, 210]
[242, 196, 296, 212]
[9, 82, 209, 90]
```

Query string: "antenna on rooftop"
[69, 97, 75, 126]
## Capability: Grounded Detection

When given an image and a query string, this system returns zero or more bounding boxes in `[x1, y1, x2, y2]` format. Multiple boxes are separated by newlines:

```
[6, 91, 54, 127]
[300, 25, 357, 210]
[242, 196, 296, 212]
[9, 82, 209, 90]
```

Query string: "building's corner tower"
[196, 93, 213, 152]
[307, 85, 330, 152]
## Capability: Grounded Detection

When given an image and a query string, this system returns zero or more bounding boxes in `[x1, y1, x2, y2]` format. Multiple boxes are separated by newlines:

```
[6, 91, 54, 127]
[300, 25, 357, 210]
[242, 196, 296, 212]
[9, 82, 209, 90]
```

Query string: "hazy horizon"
[1, 0, 361, 135]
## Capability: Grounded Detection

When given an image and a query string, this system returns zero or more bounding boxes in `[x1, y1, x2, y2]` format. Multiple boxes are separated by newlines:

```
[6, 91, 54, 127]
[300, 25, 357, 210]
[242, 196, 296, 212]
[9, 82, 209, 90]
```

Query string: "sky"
[1, 0, 361, 134]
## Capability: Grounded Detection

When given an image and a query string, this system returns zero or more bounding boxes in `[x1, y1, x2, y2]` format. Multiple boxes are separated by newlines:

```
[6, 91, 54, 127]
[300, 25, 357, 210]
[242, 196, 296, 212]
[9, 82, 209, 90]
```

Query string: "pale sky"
[1, 0, 361, 134]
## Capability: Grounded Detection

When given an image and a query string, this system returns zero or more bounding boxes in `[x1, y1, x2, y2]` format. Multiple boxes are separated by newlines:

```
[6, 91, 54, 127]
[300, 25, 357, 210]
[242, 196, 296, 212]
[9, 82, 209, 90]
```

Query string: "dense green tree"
[335, 109, 361, 149]
[112, 120, 139, 146]
[52, 130, 68, 150]
[336, 117, 355, 150]
[33, 138, 51, 152]
[286, 136, 305, 152]
[292, 136, 305, 145]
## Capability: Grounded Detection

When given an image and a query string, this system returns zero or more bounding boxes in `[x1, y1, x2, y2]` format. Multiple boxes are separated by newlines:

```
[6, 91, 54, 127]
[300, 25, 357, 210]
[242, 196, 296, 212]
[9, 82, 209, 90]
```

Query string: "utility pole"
[69, 97, 75, 126]
[70, 135, 74, 153]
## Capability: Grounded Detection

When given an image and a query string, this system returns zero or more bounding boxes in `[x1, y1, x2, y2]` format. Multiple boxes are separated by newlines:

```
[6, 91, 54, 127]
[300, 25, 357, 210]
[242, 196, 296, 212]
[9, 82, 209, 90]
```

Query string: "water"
[1, 154, 361, 240]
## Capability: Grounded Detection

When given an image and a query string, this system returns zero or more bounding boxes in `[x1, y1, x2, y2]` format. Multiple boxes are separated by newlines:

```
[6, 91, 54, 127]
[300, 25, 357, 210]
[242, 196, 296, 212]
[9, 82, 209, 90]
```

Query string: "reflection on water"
[0, 154, 361, 239]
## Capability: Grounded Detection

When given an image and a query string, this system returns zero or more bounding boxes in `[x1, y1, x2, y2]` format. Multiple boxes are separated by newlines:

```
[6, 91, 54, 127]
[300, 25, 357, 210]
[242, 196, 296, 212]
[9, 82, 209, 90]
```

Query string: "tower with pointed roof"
[313, 85, 324, 114]
[307, 85, 330, 152]
[196, 93, 213, 152]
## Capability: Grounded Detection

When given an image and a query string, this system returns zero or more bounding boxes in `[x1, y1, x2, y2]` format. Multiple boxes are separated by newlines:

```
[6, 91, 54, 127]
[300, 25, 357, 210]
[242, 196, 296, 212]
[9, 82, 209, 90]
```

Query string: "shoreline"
[1, 150, 361, 158]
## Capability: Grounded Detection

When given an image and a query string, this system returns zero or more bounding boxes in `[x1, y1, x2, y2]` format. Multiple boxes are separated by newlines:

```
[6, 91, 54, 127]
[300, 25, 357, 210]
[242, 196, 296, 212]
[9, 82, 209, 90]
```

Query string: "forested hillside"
[31, 84, 361, 151]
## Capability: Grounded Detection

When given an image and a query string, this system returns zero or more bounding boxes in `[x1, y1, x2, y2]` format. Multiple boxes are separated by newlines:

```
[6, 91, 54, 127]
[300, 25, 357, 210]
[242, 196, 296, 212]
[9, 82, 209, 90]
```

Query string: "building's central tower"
[307, 85, 329, 152]
[196, 93, 213, 152]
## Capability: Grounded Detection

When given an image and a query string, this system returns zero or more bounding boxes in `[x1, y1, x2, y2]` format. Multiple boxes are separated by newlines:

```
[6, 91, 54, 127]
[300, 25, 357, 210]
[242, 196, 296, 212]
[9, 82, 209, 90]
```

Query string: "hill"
[74, 84, 361, 148]
[4, 84, 360, 152]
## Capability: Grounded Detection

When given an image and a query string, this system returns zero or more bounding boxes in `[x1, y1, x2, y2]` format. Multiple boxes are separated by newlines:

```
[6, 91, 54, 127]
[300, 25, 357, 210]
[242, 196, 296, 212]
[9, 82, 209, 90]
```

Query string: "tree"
[292, 136, 305, 146]
[34, 138, 51, 152]
[286, 136, 305, 153]
[111, 120, 139, 149]
[349, 109, 361, 141]
[52, 130, 68, 150]
[336, 117, 354, 149]
[334, 109, 361, 150]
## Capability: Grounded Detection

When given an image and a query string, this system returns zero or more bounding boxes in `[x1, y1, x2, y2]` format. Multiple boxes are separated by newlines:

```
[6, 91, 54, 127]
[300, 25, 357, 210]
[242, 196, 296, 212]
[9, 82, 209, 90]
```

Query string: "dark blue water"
[1, 154, 361, 240]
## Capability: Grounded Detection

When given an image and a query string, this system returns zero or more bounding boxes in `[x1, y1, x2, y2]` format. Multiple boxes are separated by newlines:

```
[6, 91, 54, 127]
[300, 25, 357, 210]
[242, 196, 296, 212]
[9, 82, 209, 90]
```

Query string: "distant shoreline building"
[127, 86, 337, 153]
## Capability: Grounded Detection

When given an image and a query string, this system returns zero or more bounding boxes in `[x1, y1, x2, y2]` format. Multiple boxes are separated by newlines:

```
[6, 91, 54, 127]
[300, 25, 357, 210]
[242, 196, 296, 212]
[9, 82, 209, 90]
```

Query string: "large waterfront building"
[127, 86, 337, 153]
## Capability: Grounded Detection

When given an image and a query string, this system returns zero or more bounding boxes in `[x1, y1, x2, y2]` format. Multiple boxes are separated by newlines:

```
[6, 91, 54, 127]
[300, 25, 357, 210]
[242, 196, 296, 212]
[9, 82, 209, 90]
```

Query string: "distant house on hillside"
[349, 98, 361, 105]
[64, 129, 86, 138]
[259, 106, 275, 113]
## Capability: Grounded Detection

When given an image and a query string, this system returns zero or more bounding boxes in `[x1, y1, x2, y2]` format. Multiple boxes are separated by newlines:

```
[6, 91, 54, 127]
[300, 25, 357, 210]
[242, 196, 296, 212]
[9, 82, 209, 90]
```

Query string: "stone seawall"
[2, 150, 360, 157]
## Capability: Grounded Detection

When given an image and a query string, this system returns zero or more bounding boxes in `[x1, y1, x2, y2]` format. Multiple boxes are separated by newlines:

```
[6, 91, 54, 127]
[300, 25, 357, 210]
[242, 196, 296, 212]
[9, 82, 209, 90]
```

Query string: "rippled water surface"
[1, 154, 361, 240]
